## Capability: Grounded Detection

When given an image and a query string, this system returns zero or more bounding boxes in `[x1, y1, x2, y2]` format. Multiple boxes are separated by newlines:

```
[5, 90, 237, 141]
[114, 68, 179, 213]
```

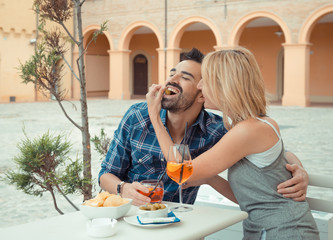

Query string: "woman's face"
[197, 79, 218, 110]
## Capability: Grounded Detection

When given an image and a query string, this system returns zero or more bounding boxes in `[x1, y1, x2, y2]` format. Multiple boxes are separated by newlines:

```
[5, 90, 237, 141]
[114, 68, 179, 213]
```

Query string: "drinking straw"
[181, 122, 188, 162]
[179, 122, 188, 184]
[148, 170, 166, 198]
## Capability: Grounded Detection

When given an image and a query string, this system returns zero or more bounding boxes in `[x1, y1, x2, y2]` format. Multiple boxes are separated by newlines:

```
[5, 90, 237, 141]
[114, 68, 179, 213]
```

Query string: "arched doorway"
[118, 22, 162, 99]
[179, 22, 217, 55]
[85, 33, 110, 98]
[238, 17, 286, 102]
[309, 13, 333, 104]
[167, 16, 221, 76]
[133, 54, 148, 95]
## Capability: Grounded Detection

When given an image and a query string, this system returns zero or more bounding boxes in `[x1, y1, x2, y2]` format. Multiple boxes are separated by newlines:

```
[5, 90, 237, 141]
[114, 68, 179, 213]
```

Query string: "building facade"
[1, 0, 333, 106]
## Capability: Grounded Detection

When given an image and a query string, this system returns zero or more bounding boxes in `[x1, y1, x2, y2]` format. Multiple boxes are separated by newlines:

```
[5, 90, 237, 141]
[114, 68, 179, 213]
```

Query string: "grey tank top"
[228, 142, 319, 239]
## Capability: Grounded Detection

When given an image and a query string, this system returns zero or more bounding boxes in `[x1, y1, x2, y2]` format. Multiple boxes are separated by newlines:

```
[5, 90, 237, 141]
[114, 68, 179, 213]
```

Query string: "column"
[282, 43, 311, 107]
[156, 48, 166, 85]
[166, 48, 182, 76]
[108, 50, 131, 99]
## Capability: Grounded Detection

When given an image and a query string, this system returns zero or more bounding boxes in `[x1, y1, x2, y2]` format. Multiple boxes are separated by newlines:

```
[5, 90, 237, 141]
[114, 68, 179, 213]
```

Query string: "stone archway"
[108, 21, 163, 99]
[299, 5, 333, 104]
[167, 16, 221, 77]
[229, 11, 290, 102]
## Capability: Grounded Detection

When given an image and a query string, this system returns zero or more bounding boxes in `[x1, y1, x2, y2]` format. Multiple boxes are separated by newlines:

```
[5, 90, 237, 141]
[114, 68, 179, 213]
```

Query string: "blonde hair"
[201, 47, 267, 129]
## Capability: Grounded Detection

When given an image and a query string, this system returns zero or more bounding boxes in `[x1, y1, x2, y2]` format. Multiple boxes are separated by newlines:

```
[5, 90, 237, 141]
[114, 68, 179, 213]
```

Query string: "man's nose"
[167, 73, 180, 84]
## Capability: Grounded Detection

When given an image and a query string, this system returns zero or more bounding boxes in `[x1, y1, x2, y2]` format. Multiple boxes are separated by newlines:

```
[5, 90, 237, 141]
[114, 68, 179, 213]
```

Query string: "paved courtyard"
[0, 99, 332, 228]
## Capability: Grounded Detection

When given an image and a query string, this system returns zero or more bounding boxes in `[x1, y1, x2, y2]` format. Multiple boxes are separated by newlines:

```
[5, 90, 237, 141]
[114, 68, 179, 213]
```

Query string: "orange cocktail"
[166, 144, 193, 212]
[138, 179, 164, 203]
[166, 162, 193, 185]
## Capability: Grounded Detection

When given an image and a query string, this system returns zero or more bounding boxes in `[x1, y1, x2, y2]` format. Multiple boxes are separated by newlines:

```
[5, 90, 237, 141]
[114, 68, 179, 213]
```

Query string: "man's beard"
[161, 87, 200, 113]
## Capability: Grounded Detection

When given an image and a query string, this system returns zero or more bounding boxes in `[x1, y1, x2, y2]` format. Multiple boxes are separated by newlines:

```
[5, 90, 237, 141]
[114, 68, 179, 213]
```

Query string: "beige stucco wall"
[0, 0, 73, 102]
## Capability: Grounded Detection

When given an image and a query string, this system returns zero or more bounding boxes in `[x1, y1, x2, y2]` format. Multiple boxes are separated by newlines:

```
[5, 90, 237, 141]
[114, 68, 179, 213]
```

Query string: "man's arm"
[99, 173, 150, 206]
[278, 151, 309, 201]
[98, 105, 151, 206]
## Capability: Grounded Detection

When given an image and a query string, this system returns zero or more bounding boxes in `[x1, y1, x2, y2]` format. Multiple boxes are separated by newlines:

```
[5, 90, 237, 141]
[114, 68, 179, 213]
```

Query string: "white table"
[0, 202, 247, 240]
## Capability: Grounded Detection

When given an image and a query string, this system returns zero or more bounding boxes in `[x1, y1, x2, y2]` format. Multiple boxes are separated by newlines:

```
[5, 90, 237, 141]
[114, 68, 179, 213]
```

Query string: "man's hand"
[121, 182, 151, 206]
[277, 163, 309, 201]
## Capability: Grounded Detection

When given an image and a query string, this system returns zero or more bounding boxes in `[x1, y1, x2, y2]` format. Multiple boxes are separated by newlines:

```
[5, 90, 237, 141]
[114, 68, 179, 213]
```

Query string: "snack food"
[165, 89, 172, 95]
[139, 203, 166, 211]
[83, 192, 129, 207]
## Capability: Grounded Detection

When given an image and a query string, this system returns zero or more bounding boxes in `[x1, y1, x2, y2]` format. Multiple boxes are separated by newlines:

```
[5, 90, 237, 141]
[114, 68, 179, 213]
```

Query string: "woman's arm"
[146, 84, 176, 160]
[146, 84, 253, 182]
[207, 175, 238, 204]
[184, 175, 238, 204]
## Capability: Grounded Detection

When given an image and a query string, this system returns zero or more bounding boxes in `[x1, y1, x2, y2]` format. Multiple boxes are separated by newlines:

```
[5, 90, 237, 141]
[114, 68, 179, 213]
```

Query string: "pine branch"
[56, 100, 82, 131]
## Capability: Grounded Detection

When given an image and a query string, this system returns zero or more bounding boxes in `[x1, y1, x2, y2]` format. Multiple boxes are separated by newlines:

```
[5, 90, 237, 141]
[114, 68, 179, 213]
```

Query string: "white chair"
[307, 174, 333, 240]
[307, 174, 333, 213]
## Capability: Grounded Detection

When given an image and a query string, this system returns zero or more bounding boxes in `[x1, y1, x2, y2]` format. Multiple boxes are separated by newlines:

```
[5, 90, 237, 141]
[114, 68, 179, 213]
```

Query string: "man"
[99, 48, 308, 206]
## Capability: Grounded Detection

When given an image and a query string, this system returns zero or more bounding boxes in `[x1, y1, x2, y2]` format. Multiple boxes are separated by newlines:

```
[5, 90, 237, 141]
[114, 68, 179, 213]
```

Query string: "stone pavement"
[0, 99, 332, 228]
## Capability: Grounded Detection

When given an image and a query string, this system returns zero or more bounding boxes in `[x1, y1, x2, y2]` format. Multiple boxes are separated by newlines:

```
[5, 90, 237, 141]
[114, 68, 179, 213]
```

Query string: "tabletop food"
[139, 203, 166, 211]
[83, 192, 129, 207]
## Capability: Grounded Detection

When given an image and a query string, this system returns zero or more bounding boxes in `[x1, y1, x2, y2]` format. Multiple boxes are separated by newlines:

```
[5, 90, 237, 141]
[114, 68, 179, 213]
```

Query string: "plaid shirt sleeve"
[98, 106, 135, 183]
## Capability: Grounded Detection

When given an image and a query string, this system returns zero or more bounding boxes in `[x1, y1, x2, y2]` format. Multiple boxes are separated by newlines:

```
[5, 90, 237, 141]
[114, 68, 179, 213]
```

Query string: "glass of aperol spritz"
[166, 144, 193, 212]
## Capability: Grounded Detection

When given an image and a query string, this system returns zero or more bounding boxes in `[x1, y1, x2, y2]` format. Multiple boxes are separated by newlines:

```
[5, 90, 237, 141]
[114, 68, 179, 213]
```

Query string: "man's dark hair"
[180, 48, 204, 64]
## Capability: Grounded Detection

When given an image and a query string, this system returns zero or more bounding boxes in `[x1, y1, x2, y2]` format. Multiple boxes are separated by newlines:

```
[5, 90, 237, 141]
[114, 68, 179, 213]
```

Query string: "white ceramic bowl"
[86, 218, 117, 238]
[137, 203, 168, 218]
[80, 198, 132, 219]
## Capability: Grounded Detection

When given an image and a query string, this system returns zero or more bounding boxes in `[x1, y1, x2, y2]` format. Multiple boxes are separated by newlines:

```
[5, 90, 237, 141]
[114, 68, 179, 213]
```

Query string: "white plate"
[123, 215, 174, 228]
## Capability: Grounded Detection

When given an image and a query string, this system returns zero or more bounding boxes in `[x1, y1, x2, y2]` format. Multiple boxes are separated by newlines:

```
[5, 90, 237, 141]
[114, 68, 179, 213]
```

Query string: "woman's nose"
[197, 79, 203, 90]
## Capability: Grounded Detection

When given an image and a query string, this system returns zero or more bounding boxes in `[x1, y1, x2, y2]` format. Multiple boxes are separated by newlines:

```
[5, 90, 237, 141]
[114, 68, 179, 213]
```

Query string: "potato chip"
[83, 191, 129, 207]
[103, 194, 124, 207]
[83, 198, 104, 207]
[96, 191, 111, 201]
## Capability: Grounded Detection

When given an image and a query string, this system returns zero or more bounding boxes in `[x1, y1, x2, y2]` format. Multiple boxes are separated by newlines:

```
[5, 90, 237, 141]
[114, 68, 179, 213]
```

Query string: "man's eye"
[182, 76, 190, 80]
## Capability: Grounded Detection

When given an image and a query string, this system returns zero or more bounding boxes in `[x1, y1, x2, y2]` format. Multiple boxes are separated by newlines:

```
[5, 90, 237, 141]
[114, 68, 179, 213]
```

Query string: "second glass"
[139, 179, 164, 203]
[166, 144, 193, 212]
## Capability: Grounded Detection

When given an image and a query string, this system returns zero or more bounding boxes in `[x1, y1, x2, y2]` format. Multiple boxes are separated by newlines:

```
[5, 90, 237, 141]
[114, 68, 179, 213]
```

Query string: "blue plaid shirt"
[99, 102, 227, 204]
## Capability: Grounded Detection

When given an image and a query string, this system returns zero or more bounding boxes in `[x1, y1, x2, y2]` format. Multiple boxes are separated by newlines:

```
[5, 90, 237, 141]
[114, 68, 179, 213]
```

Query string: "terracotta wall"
[240, 26, 284, 96]
[180, 30, 216, 55]
[310, 22, 333, 98]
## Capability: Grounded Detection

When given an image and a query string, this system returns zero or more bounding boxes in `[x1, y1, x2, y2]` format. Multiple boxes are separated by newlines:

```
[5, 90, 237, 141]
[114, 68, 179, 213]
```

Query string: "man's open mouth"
[164, 87, 180, 95]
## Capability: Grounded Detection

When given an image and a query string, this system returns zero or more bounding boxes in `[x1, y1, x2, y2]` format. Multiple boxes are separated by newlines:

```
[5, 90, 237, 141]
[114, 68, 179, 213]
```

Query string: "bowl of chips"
[80, 192, 132, 219]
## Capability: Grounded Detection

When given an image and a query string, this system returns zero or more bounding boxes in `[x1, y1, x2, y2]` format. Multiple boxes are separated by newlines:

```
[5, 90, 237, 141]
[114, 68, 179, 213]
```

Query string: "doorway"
[133, 54, 148, 95]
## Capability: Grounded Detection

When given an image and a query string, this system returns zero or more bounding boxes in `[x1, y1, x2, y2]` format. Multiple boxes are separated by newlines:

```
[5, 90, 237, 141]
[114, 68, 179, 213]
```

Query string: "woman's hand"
[146, 84, 166, 123]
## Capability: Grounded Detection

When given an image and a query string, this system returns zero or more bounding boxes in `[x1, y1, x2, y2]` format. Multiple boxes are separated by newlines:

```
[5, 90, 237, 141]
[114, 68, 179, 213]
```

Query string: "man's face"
[161, 60, 202, 113]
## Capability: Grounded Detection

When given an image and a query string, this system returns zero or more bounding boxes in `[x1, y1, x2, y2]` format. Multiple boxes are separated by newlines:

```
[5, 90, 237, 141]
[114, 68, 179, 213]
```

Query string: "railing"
[307, 174, 333, 213]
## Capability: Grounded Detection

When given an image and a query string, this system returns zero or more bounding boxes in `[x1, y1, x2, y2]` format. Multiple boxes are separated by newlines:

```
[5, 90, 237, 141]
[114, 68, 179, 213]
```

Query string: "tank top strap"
[256, 117, 281, 139]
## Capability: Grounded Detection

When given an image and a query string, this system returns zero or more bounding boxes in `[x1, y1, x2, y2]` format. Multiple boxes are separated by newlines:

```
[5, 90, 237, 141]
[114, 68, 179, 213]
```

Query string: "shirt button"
[161, 158, 164, 162]
[138, 159, 142, 163]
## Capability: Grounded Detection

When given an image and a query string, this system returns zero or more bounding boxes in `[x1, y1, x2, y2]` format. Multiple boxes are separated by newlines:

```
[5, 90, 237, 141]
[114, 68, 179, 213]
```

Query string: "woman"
[146, 47, 319, 239]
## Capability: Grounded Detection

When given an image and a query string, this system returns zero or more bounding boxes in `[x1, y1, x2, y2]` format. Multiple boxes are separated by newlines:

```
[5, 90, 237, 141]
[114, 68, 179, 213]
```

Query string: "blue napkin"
[137, 211, 181, 225]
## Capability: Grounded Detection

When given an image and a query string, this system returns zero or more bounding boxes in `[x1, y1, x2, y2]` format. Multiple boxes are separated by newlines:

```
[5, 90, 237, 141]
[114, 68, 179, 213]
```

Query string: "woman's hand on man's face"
[146, 84, 166, 122]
